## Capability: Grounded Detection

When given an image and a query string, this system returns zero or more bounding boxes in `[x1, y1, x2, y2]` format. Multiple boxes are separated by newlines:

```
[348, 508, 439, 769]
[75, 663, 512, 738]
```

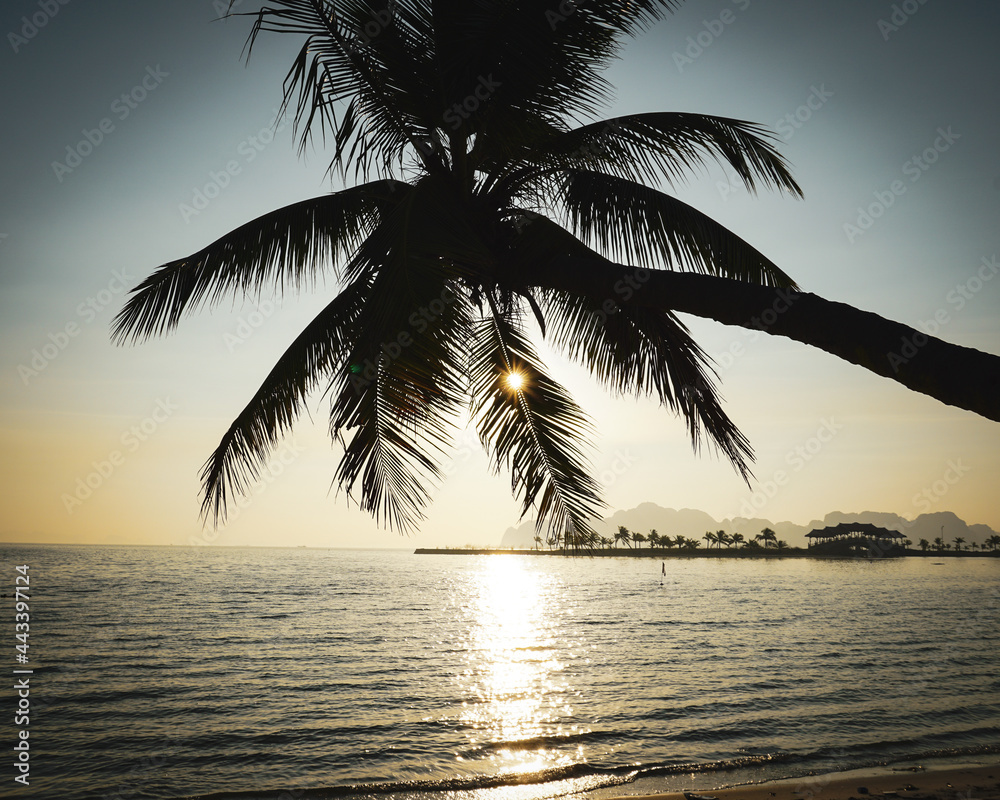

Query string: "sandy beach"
[615, 765, 1000, 800]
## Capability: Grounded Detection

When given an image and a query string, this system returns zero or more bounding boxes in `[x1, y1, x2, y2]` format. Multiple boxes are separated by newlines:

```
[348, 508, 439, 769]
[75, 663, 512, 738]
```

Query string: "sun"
[505, 371, 525, 391]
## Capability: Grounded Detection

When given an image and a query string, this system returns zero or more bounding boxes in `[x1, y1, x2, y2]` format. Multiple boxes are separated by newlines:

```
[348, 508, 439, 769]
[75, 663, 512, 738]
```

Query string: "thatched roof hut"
[805, 522, 905, 547]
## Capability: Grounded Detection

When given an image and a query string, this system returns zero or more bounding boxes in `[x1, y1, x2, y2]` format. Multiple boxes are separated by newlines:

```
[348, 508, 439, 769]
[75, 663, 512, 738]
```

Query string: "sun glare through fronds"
[505, 371, 526, 391]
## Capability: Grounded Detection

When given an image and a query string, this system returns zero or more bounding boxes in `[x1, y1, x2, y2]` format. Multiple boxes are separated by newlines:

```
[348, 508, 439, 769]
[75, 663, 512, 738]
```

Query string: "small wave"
[186, 762, 640, 800]
[178, 756, 825, 800]
[456, 730, 614, 758]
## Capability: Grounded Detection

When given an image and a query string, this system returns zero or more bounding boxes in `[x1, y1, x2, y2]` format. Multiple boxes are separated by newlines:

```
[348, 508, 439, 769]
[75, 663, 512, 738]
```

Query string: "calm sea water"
[2, 545, 998, 800]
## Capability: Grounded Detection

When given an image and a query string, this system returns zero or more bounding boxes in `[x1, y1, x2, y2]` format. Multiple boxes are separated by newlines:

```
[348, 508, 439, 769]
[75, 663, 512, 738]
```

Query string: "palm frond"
[233, 2, 686, 178]
[112, 181, 404, 343]
[499, 213, 754, 479]
[442, 1, 682, 136]
[327, 255, 472, 533]
[560, 170, 798, 287]
[237, 0, 444, 177]
[200, 275, 372, 525]
[469, 305, 604, 538]
[540, 288, 754, 482]
[521, 112, 804, 196]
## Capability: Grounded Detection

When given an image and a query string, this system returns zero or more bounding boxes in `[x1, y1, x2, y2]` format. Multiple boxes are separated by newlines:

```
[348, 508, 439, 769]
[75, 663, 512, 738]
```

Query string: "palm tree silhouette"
[918, 538, 930, 553]
[952, 537, 965, 552]
[730, 532, 745, 550]
[615, 526, 632, 549]
[757, 527, 777, 549]
[113, 1, 1000, 539]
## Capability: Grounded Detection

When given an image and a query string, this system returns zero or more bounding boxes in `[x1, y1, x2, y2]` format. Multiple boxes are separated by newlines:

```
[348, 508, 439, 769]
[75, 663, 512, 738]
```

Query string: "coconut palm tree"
[112, 0, 1000, 540]
[648, 529, 661, 549]
[731, 532, 745, 550]
[546, 528, 562, 550]
[633, 531, 646, 549]
[716, 529, 730, 549]
[952, 537, 965, 552]
[918, 538, 930, 553]
[615, 526, 632, 549]
[758, 527, 777, 549]
[933, 537, 945, 552]
[988, 535, 1000, 552]
[703, 531, 717, 549]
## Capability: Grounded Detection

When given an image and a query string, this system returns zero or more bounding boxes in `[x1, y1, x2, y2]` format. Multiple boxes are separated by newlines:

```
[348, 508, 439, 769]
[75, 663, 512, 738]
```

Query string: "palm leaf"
[111, 181, 404, 343]
[560, 169, 798, 287]
[200, 275, 372, 524]
[503, 213, 753, 480]
[540, 288, 754, 481]
[327, 256, 472, 533]
[439, 0, 682, 136]
[237, 0, 445, 177]
[518, 112, 804, 196]
[469, 305, 604, 538]
[322, 170, 496, 531]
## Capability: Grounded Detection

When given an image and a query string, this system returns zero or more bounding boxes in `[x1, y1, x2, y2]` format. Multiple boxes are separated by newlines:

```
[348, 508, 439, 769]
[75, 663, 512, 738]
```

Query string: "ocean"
[2, 545, 999, 800]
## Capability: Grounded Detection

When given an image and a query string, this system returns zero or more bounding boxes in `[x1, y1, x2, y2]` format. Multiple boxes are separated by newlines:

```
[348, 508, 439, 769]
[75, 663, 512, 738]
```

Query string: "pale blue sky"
[1, 1, 998, 547]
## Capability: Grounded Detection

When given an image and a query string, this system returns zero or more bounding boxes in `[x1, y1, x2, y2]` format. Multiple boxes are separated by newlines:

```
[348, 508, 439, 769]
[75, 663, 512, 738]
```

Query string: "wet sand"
[613, 764, 1000, 800]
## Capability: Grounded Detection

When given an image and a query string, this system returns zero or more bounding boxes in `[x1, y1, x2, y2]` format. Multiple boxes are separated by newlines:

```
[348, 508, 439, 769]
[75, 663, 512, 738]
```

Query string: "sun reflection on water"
[453, 556, 582, 775]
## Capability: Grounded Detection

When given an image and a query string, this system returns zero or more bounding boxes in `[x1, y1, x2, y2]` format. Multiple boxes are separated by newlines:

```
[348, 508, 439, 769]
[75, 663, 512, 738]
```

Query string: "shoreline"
[603, 764, 1000, 800]
[413, 548, 996, 559]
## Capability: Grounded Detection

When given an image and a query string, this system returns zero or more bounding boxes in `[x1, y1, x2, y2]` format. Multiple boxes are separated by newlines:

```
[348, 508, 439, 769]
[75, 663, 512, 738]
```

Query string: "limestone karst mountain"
[499, 504, 997, 549]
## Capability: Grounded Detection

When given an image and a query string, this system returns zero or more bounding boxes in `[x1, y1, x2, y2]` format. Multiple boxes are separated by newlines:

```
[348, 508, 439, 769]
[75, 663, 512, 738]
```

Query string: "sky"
[1, 0, 998, 549]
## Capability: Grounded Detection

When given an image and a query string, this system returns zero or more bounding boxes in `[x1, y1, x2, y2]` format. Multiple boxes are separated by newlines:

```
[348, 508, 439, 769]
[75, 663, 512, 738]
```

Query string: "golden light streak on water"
[456, 557, 579, 775]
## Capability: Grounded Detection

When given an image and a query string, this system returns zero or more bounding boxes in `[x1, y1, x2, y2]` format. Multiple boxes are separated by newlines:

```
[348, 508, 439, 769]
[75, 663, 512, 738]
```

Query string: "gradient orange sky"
[1, 1, 998, 548]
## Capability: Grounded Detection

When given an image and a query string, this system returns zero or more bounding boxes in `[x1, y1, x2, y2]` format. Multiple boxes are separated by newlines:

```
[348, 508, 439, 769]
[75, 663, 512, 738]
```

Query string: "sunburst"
[505, 371, 526, 391]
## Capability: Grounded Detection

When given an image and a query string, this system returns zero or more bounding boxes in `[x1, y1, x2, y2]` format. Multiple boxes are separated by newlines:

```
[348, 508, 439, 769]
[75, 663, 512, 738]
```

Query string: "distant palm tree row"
[536, 528, 1000, 553]
[535, 525, 793, 552]
[917, 535, 1000, 553]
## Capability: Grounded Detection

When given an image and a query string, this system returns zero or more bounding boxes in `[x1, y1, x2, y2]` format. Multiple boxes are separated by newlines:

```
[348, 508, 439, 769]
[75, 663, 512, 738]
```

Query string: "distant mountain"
[498, 504, 998, 549]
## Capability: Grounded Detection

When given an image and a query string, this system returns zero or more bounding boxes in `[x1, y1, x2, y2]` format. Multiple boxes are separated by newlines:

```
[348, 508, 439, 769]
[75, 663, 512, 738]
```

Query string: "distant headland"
[485, 504, 1000, 554]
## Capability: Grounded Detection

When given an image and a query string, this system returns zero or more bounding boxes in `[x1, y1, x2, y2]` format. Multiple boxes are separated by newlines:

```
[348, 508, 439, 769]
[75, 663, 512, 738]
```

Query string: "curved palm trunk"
[537, 257, 1000, 422]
